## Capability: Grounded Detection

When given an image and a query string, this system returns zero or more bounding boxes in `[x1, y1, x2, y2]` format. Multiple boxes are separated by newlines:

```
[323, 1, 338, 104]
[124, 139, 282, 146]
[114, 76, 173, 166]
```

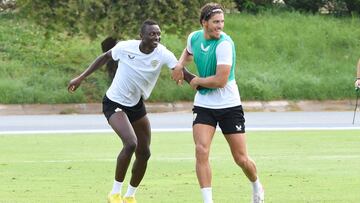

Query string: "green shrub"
[233, 0, 274, 13]
[1, 11, 360, 103]
[283, 0, 326, 13]
[344, 0, 360, 14]
[16, 0, 211, 40]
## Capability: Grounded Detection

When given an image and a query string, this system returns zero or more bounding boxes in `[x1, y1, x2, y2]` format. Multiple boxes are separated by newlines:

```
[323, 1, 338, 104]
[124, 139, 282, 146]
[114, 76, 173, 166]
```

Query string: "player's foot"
[252, 186, 264, 203]
[108, 193, 122, 203]
[123, 196, 137, 203]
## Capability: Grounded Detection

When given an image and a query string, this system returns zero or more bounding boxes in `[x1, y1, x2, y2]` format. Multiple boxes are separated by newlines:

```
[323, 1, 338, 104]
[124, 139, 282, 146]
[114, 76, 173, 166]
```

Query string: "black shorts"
[102, 95, 147, 123]
[192, 105, 246, 134]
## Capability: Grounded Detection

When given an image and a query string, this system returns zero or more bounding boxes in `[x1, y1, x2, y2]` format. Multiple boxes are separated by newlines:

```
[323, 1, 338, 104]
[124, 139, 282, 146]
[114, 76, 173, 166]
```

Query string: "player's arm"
[182, 67, 205, 90]
[190, 40, 232, 89]
[190, 65, 230, 89]
[182, 67, 196, 84]
[172, 49, 205, 90]
[171, 48, 193, 84]
[68, 50, 112, 92]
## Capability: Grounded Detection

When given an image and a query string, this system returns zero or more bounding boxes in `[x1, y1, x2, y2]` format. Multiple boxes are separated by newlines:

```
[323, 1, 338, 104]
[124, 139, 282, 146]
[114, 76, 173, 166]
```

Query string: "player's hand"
[171, 64, 184, 85]
[67, 76, 83, 93]
[355, 79, 360, 88]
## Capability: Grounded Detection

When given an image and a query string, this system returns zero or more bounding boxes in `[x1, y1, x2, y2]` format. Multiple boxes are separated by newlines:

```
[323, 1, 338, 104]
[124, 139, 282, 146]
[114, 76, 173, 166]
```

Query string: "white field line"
[2, 155, 360, 164]
[1, 126, 360, 135]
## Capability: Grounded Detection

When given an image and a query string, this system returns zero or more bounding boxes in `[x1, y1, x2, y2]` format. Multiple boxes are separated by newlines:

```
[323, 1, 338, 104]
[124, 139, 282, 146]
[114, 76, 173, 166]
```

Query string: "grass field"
[1, 130, 360, 203]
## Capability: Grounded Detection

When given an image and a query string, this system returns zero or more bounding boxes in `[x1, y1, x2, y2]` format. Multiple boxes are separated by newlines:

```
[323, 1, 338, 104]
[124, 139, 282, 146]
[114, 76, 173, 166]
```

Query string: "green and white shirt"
[187, 30, 241, 109]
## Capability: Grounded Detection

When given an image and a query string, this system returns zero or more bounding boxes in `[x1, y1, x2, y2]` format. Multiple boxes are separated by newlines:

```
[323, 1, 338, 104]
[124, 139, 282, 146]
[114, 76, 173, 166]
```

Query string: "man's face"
[203, 13, 224, 39]
[141, 24, 161, 49]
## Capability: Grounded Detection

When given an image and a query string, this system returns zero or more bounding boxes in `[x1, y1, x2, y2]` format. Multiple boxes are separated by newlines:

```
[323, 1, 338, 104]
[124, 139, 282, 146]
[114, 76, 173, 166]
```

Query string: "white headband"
[205, 8, 223, 19]
[211, 8, 223, 13]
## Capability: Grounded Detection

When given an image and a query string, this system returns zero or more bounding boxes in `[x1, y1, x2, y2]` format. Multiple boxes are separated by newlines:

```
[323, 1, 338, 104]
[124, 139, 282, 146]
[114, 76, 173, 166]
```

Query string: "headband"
[204, 8, 223, 20]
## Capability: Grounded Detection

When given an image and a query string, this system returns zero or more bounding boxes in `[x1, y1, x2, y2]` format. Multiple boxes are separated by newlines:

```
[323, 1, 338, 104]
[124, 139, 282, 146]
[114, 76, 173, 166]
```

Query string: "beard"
[206, 27, 221, 39]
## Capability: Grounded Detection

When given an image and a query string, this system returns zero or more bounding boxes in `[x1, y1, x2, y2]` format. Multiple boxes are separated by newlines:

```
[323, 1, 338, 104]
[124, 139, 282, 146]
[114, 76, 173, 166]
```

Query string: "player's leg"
[219, 105, 264, 203]
[217, 105, 257, 181]
[224, 132, 257, 181]
[193, 123, 216, 203]
[224, 133, 264, 203]
[192, 106, 217, 203]
[129, 115, 151, 186]
[106, 111, 137, 203]
[108, 111, 138, 183]
[118, 100, 149, 203]
[103, 96, 138, 203]
[123, 115, 151, 201]
[193, 123, 216, 187]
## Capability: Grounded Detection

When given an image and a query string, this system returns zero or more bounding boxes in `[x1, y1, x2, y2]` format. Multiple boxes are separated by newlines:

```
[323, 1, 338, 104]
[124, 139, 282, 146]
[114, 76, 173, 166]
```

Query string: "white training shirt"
[186, 32, 242, 109]
[106, 40, 177, 107]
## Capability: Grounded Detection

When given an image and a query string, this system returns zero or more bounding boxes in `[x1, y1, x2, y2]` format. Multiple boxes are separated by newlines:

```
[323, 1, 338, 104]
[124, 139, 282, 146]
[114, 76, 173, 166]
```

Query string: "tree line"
[235, 0, 360, 15]
[2, 0, 357, 40]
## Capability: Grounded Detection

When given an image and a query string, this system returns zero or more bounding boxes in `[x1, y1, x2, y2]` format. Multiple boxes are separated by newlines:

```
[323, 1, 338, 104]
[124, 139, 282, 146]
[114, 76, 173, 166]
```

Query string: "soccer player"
[68, 19, 178, 203]
[171, 3, 265, 203]
[355, 58, 360, 89]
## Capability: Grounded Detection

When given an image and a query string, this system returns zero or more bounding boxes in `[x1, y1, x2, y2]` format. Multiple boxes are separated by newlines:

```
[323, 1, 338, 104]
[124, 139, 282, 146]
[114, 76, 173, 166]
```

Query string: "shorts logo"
[235, 124, 242, 131]
[193, 113, 197, 122]
[115, 108, 123, 112]
[151, 60, 159, 68]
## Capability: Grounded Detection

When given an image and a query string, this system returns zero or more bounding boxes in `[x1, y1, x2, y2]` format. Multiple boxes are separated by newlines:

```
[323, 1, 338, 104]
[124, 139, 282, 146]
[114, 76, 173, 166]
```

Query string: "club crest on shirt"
[151, 60, 159, 68]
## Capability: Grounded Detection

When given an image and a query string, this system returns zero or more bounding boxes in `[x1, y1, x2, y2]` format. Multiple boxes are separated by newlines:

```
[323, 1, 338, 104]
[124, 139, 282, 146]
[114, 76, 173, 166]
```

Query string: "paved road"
[1, 111, 360, 134]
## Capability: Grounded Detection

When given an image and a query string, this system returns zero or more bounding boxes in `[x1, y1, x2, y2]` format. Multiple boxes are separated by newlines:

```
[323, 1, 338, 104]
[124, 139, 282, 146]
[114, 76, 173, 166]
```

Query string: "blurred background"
[1, 0, 360, 104]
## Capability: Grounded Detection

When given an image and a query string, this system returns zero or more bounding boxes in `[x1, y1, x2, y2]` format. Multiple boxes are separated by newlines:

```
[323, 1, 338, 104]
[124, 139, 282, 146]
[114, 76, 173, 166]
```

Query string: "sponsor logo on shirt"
[201, 43, 210, 52]
[128, 55, 135, 59]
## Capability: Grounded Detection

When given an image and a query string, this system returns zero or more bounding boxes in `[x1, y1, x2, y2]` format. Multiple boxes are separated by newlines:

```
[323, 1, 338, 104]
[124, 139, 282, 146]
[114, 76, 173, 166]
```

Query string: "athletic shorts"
[102, 95, 147, 123]
[192, 105, 246, 134]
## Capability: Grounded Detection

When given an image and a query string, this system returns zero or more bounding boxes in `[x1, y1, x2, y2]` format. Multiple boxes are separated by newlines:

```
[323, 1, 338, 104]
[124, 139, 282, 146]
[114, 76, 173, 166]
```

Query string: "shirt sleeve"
[216, 41, 233, 66]
[186, 32, 196, 55]
[163, 48, 178, 69]
[111, 41, 123, 61]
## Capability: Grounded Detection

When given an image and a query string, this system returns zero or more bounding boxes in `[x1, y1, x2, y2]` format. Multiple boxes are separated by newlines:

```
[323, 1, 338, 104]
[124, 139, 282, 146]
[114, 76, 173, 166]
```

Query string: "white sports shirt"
[106, 40, 177, 107]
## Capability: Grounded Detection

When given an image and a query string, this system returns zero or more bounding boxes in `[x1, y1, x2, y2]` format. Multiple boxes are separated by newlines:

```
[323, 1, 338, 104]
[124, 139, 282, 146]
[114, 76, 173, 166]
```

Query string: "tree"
[283, 0, 326, 14]
[16, 0, 215, 40]
[234, 0, 273, 13]
[0, 0, 16, 11]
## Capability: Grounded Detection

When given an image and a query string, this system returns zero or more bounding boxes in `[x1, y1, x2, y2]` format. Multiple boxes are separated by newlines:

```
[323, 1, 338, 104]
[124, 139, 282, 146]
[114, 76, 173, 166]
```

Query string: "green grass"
[1, 130, 360, 202]
[226, 12, 360, 100]
[0, 13, 109, 104]
[1, 11, 360, 103]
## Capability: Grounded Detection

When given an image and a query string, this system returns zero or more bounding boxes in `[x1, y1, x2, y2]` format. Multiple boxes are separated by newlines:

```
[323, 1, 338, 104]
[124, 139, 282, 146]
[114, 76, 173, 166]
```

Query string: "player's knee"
[136, 148, 151, 161]
[123, 140, 137, 154]
[195, 144, 210, 160]
[234, 156, 248, 168]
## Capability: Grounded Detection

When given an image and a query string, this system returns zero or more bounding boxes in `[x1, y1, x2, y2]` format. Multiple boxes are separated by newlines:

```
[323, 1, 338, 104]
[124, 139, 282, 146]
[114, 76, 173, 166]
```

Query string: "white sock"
[251, 178, 262, 193]
[124, 184, 137, 197]
[201, 187, 213, 203]
[111, 180, 123, 195]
